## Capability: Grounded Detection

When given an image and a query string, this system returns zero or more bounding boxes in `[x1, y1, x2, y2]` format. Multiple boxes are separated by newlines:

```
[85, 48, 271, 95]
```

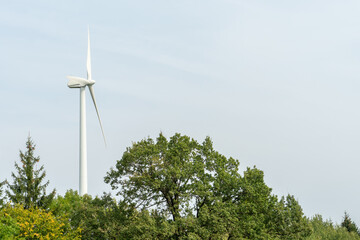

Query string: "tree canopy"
[1, 133, 359, 239]
[105, 133, 240, 221]
[0, 204, 81, 239]
[105, 132, 311, 239]
[342, 212, 360, 236]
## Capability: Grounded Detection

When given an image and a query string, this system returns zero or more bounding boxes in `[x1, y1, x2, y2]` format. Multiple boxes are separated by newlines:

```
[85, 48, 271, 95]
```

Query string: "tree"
[306, 215, 360, 240]
[6, 136, 55, 209]
[271, 195, 311, 239]
[50, 190, 176, 239]
[105, 133, 239, 223]
[0, 204, 81, 239]
[0, 205, 20, 239]
[105, 132, 311, 239]
[342, 212, 360, 235]
[50, 190, 138, 240]
[0, 180, 5, 207]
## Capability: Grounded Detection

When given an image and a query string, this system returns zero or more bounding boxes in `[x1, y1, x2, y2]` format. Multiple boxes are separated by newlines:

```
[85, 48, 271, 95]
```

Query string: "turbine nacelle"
[67, 76, 96, 88]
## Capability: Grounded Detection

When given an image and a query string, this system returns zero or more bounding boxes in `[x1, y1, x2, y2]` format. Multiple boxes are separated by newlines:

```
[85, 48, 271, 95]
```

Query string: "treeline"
[0, 134, 359, 239]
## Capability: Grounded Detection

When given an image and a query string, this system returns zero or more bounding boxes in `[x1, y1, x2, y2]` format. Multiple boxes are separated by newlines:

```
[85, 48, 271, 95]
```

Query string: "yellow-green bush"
[0, 204, 81, 239]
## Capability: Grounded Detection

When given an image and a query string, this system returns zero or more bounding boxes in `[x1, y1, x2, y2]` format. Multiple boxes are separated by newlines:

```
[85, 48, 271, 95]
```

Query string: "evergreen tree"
[0, 180, 5, 207]
[342, 212, 360, 235]
[6, 136, 55, 209]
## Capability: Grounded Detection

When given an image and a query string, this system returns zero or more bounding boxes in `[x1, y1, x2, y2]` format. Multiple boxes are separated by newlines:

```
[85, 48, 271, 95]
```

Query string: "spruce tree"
[0, 180, 5, 206]
[6, 136, 56, 209]
[341, 212, 360, 235]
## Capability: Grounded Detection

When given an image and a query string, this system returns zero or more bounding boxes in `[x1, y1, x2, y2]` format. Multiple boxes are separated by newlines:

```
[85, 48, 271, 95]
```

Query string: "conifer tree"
[6, 136, 56, 209]
[341, 212, 360, 236]
[0, 180, 5, 207]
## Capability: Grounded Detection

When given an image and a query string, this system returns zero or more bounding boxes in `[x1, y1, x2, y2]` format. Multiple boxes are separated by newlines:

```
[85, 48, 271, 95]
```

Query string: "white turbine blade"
[87, 27, 92, 80]
[88, 85, 106, 146]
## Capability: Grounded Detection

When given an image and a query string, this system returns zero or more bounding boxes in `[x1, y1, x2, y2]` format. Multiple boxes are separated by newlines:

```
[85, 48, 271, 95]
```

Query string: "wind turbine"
[67, 28, 106, 196]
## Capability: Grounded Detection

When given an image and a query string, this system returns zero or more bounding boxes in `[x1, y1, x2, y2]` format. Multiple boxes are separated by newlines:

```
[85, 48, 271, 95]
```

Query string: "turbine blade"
[87, 27, 92, 80]
[88, 85, 106, 146]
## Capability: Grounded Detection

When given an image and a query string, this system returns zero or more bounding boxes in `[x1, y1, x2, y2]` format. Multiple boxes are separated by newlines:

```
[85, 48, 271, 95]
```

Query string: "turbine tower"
[67, 28, 106, 196]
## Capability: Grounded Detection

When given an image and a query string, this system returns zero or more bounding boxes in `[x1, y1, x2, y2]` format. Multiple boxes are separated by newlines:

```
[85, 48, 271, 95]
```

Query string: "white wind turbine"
[67, 28, 106, 196]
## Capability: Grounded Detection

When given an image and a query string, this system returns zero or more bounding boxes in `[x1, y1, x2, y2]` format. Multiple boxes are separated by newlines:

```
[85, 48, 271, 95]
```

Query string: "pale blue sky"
[1, 0, 360, 224]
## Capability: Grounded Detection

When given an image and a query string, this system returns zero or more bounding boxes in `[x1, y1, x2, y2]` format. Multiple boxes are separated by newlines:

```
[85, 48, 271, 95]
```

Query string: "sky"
[1, 0, 360, 224]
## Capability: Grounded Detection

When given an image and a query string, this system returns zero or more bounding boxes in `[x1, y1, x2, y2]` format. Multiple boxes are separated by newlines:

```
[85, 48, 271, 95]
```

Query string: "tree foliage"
[105, 132, 311, 239]
[0, 204, 81, 239]
[342, 212, 360, 236]
[105, 133, 240, 221]
[306, 215, 360, 240]
[1, 132, 358, 239]
[0, 180, 5, 208]
[6, 136, 56, 209]
[0, 208, 20, 240]
[50, 190, 177, 239]
[50, 190, 136, 239]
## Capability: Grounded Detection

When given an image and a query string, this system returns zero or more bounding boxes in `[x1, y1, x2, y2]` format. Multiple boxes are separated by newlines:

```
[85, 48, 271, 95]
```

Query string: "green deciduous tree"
[50, 190, 140, 240]
[6, 136, 55, 209]
[0, 204, 81, 239]
[0, 207, 20, 240]
[272, 195, 312, 239]
[105, 133, 240, 222]
[105, 132, 311, 239]
[306, 215, 360, 240]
